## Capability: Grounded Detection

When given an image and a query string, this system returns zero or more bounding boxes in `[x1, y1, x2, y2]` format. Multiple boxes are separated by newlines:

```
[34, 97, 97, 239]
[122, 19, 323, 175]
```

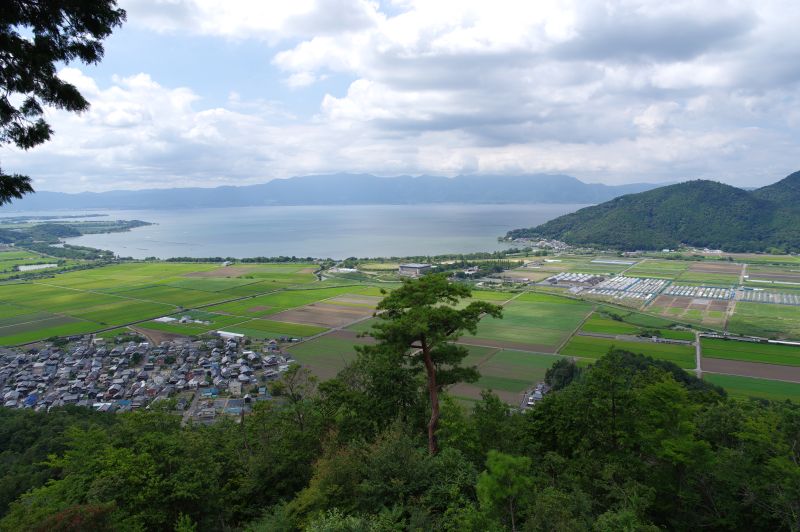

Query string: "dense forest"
[507, 170, 800, 253]
[0, 276, 798, 531]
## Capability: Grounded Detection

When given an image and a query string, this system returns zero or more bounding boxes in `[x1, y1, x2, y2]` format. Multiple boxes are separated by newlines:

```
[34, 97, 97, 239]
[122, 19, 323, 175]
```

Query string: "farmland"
[560, 335, 696, 368]
[700, 337, 800, 367]
[703, 373, 800, 402]
[466, 292, 593, 352]
[0, 261, 323, 345]
[728, 302, 800, 339]
[3, 251, 800, 404]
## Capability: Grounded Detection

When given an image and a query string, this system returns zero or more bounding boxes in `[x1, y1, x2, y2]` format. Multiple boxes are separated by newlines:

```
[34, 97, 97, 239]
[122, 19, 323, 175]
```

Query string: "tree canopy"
[0, 0, 126, 204]
[362, 273, 503, 454]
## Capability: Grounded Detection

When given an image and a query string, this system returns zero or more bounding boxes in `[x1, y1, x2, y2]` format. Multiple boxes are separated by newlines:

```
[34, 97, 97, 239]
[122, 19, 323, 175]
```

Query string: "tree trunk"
[421, 340, 440, 455]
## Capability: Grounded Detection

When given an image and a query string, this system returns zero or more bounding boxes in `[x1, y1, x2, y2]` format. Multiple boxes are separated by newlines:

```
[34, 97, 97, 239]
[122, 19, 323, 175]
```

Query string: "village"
[0, 331, 296, 423]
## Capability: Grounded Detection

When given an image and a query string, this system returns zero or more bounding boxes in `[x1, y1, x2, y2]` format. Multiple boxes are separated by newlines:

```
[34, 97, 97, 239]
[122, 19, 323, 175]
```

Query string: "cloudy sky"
[6, 0, 800, 192]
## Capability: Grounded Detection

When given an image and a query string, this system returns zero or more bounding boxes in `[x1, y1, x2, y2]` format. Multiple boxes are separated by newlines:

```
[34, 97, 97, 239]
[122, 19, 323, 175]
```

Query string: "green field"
[0, 261, 328, 345]
[580, 315, 641, 335]
[728, 302, 800, 340]
[624, 260, 688, 279]
[675, 271, 740, 286]
[451, 348, 567, 404]
[206, 286, 367, 317]
[701, 337, 800, 366]
[560, 336, 695, 368]
[468, 292, 593, 350]
[287, 335, 370, 379]
[704, 373, 800, 402]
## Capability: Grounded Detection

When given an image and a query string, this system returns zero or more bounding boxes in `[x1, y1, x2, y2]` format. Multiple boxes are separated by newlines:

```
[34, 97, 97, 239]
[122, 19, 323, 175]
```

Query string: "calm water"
[1, 204, 585, 259]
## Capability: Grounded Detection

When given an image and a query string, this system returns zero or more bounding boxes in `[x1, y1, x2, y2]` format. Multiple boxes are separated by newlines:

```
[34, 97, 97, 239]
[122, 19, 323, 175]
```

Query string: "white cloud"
[7, 0, 800, 191]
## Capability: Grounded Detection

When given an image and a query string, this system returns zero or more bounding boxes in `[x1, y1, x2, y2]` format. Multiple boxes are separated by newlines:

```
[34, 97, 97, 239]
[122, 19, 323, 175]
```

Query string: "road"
[694, 331, 702, 378]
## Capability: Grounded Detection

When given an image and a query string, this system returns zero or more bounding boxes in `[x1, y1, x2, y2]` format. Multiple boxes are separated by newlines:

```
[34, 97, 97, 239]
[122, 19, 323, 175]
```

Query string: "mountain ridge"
[506, 171, 800, 253]
[5, 173, 662, 211]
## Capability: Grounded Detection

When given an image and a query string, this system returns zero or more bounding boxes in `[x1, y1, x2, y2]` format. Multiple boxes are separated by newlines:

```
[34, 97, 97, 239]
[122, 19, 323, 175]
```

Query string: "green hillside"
[507, 171, 800, 252]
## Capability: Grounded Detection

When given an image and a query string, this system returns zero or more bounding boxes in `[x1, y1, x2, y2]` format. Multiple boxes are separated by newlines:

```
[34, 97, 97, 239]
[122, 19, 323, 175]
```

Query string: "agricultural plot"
[501, 269, 551, 282]
[0, 261, 332, 344]
[728, 302, 800, 340]
[560, 336, 695, 368]
[0, 319, 101, 345]
[450, 349, 567, 404]
[701, 337, 800, 366]
[287, 331, 372, 380]
[648, 294, 728, 327]
[580, 315, 641, 335]
[675, 270, 741, 286]
[206, 286, 364, 317]
[552, 257, 634, 275]
[270, 303, 374, 328]
[466, 292, 593, 352]
[745, 265, 800, 287]
[703, 373, 800, 402]
[624, 260, 688, 279]
[224, 319, 326, 340]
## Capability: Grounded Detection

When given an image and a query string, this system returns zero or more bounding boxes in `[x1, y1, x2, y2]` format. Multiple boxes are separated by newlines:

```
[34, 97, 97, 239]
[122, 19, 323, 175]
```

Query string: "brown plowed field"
[270, 303, 372, 328]
[132, 326, 187, 345]
[703, 358, 800, 382]
[326, 295, 382, 306]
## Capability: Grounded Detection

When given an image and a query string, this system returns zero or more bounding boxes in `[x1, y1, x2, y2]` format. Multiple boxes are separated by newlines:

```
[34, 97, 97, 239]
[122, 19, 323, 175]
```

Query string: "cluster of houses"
[0, 333, 294, 416]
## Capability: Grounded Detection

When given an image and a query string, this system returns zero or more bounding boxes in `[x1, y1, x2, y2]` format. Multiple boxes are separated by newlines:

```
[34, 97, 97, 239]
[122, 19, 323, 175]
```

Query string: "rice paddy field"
[703, 373, 800, 402]
[701, 337, 800, 366]
[560, 335, 695, 368]
[728, 302, 800, 339]
[3, 252, 800, 404]
[0, 261, 328, 345]
[451, 348, 568, 404]
[466, 292, 593, 352]
[623, 260, 688, 279]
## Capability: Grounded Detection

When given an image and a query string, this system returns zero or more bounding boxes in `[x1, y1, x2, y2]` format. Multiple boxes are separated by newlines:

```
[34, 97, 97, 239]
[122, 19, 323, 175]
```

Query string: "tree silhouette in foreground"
[0, 1, 126, 204]
[362, 273, 503, 454]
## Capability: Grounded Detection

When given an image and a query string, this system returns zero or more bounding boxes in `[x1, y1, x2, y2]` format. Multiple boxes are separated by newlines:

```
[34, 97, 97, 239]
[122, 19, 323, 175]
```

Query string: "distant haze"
[4, 174, 660, 211]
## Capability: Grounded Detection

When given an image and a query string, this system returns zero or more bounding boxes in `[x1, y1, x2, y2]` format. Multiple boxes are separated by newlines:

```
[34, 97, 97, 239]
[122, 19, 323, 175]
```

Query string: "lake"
[2, 204, 586, 259]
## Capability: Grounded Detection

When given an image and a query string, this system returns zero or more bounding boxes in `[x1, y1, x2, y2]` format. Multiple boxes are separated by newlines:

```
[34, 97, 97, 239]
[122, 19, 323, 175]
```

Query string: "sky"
[4, 0, 800, 192]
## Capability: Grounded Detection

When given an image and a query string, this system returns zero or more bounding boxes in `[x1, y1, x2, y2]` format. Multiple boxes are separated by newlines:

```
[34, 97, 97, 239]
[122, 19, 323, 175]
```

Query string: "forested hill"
[7, 174, 659, 210]
[506, 170, 800, 252]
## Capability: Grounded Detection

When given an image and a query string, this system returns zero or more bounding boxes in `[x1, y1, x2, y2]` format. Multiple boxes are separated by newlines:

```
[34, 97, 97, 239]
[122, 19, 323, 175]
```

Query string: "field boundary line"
[554, 307, 596, 354]
[703, 370, 800, 385]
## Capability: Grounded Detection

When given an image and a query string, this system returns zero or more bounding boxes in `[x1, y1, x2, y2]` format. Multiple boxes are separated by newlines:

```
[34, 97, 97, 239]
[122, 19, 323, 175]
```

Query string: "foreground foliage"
[0, 347, 798, 531]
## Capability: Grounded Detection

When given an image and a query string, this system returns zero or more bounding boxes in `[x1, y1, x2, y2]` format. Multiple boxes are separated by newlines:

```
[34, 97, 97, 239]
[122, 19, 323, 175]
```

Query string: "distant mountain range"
[506, 170, 800, 253]
[5, 174, 661, 211]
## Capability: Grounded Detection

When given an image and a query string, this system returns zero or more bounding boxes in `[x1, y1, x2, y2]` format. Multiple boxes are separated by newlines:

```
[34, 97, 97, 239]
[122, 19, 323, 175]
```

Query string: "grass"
[704, 373, 800, 402]
[701, 338, 800, 367]
[560, 336, 695, 368]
